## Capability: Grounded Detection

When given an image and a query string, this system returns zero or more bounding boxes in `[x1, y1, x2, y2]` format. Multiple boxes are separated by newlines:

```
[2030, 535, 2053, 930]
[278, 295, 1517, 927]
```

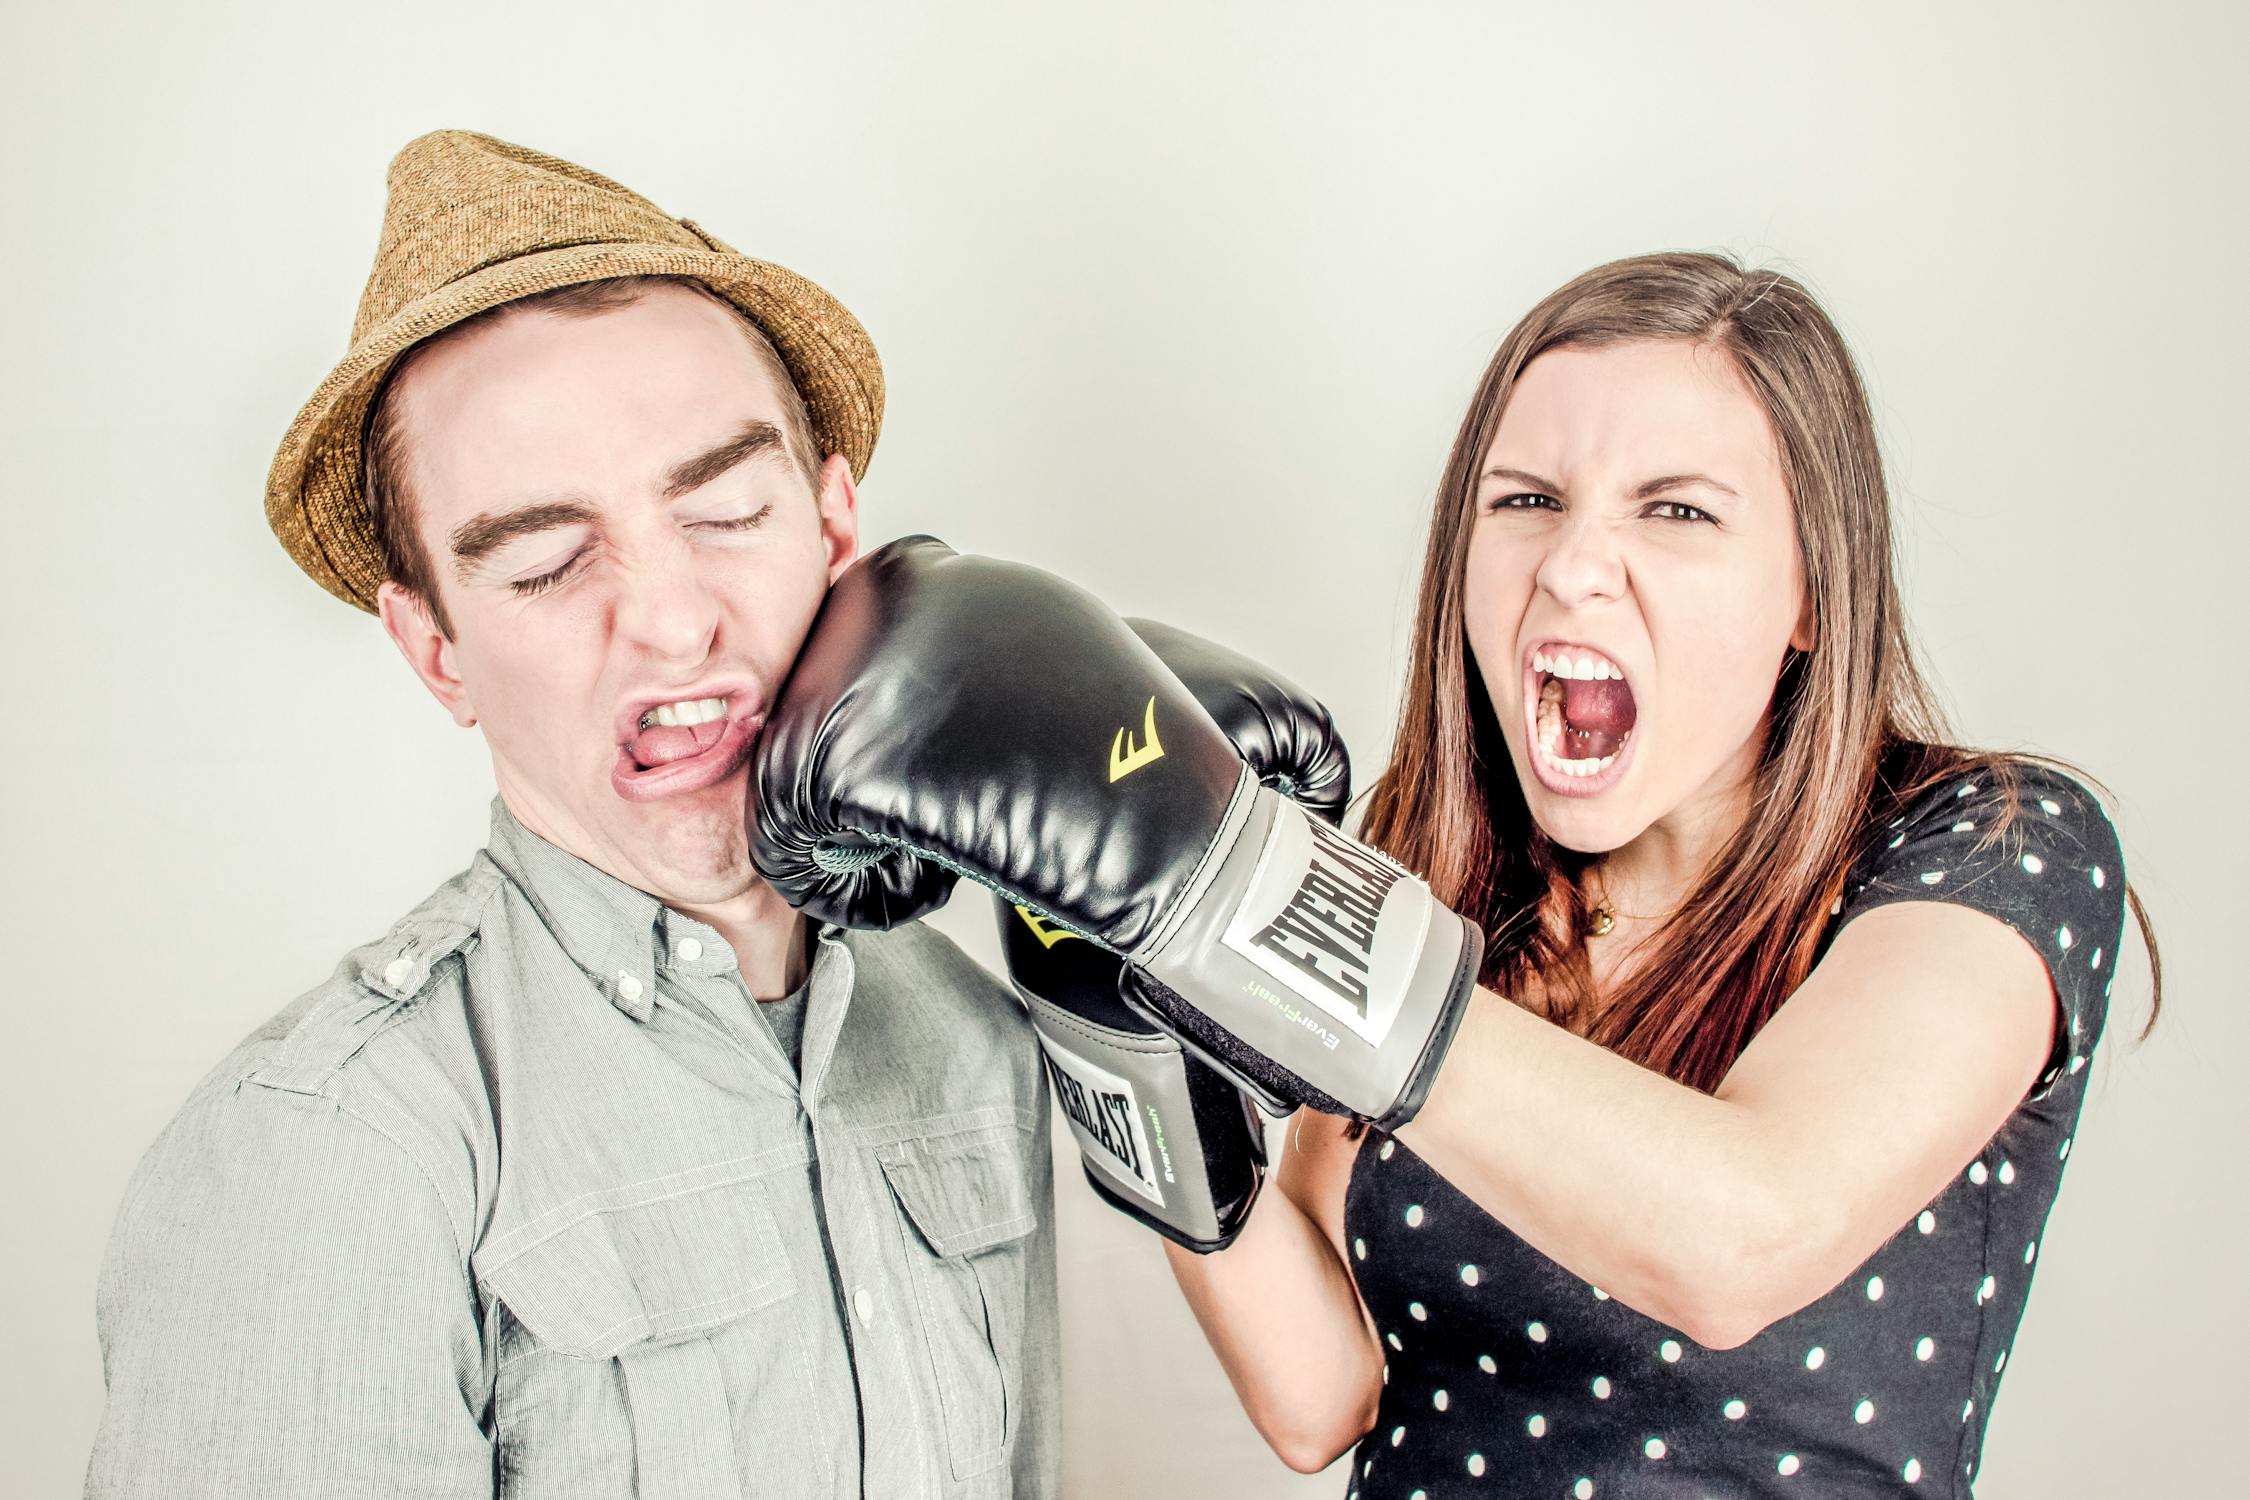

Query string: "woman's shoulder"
[1862, 751, 2123, 878]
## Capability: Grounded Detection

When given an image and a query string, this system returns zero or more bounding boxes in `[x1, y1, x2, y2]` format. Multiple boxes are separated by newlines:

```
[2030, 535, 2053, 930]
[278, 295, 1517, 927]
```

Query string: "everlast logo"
[1247, 817, 1403, 1015]
[1042, 1053, 1144, 1182]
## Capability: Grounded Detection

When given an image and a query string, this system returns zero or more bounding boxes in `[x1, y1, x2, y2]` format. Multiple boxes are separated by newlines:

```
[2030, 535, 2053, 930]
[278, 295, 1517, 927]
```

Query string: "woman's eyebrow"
[1483, 466, 1563, 493]
[1635, 472, 1742, 500]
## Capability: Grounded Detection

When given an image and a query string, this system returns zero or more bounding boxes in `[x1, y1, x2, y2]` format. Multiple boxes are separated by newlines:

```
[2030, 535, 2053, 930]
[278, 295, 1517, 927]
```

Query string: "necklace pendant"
[1590, 900, 1616, 937]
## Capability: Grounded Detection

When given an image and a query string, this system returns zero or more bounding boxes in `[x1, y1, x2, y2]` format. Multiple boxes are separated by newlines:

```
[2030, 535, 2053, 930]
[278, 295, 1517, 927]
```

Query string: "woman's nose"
[1533, 511, 1626, 609]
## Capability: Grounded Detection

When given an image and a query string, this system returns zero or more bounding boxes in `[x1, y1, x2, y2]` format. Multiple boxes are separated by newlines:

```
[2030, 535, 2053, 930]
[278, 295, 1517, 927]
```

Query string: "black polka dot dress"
[1343, 763, 2126, 1498]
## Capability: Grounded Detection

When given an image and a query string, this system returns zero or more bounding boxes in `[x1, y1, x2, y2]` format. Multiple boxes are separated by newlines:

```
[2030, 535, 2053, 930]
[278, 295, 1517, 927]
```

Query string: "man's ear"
[815, 453, 861, 585]
[377, 580, 478, 728]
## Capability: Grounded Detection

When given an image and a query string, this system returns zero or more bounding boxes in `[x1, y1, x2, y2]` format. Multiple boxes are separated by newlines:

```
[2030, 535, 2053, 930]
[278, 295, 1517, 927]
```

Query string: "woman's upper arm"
[1715, 898, 2057, 1287]
[1274, 1108, 1366, 1273]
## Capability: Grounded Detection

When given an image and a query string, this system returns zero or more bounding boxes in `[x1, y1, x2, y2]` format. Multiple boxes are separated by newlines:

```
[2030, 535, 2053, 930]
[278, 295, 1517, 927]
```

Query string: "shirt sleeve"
[1835, 761, 2129, 1099]
[86, 1080, 494, 1499]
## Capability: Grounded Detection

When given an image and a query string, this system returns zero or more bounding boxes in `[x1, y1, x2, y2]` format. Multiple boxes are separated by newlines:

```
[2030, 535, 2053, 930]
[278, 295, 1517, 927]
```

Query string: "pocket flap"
[877, 1122, 1040, 1258]
[477, 1176, 796, 1359]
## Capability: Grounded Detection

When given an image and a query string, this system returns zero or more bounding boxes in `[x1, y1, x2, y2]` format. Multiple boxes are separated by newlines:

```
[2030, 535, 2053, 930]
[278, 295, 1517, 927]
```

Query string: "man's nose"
[1533, 510, 1626, 609]
[612, 542, 722, 665]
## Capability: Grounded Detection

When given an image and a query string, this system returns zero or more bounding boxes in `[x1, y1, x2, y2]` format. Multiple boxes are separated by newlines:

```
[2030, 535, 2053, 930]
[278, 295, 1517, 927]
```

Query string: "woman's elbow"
[1249, 1380, 1379, 1474]
[1662, 1189, 1843, 1350]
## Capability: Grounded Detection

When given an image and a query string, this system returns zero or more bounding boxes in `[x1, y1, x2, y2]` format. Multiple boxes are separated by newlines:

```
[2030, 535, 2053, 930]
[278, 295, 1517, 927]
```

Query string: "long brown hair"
[1360, 252, 2159, 1093]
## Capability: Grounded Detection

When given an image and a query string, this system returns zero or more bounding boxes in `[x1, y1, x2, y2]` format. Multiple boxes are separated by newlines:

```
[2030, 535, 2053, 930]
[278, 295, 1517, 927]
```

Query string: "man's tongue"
[629, 719, 727, 770]
[1561, 678, 1637, 760]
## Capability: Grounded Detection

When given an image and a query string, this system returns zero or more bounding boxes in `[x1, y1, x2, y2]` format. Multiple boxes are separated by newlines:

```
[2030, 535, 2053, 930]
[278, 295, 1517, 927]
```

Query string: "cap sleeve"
[1835, 762, 2128, 1103]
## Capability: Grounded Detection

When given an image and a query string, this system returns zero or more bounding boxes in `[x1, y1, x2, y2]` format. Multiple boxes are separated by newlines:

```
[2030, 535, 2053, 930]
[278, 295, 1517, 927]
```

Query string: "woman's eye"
[1487, 492, 1559, 513]
[1648, 500, 1716, 524]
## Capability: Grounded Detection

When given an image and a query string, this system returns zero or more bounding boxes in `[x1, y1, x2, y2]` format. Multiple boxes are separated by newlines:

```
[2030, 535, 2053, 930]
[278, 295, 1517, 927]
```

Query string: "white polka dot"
[1919, 870, 1945, 885]
[2070, 1055, 2087, 1074]
[1390, 1425, 1406, 1447]
[1659, 1339, 1683, 1363]
[1904, 1457, 1924, 1483]
[2021, 852, 2048, 876]
[2091, 866, 2106, 888]
[1968, 1161, 1988, 1185]
[1890, 832, 1907, 848]
[1382, 1364, 1389, 1384]
[2058, 925, 2075, 950]
[1917, 1209, 1936, 1234]
[1461, 1264, 1481, 1286]
[2040, 797, 2062, 816]
[1410, 1490, 1425, 1500]
[1998, 1160, 2016, 1185]
[1386, 1331, 1403, 1350]
[1404, 1204, 1424, 1227]
[1409, 1301, 1427, 1321]
[1778, 1454, 1802, 1476]
[1854, 1398, 1875, 1424]
[1528, 1413, 1547, 1438]
[2060, 1136, 2072, 1160]
[2024, 1240, 2038, 1264]
[1364, 1460, 1372, 1476]
[1644, 1437, 1668, 1460]
[1957, 783, 1977, 798]
[1354, 1237, 1367, 1260]
[1475, 1353, 1496, 1374]
[1724, 1398, 1748, 1420]
[1433, 1388, 1450, 1410]
[1528, 1321, 1548, 1343]
[1915, 1336, 1935, 1361]
[1995, 1349, 2008, 1373]
[1591, 1286, 1611, 1301]
[1976, 1275, 1997, 1304]
[1831, 896, 1843, 915]
[1951, 820, 1976, 834]
[1574, 1481, 1594, 1499]
[2090, 947, 2104, 970]
[1963, 1399, 1975, 1423]
[1592, 1375, 1613, 1399]
[1467, 1453, 1486, 1477]
[1804, 1346, 1826, 1370]
[1866, 1275, 1885, 1301]
[1380, 1140, 1395, 1160]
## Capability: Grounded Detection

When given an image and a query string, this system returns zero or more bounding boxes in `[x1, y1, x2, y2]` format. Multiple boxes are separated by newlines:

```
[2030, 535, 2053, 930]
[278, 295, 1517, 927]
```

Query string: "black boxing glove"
[752, 537, 1480, 1129]
[1001, 618, 1349, 1251]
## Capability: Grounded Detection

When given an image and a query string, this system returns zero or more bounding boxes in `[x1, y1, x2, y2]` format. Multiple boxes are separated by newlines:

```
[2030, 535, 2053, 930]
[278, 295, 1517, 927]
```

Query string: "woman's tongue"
[629, 718, 727, 770]
[1561, 677, 1637, 760]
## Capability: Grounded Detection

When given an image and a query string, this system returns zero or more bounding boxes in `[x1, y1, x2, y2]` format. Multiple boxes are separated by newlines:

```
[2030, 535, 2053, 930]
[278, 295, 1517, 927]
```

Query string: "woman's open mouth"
[1525, 644, 1638, 797]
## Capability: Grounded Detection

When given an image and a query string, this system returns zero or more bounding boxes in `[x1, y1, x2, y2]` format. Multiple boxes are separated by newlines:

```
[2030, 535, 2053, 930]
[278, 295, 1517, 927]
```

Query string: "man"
[85, 129, 1057, 1500]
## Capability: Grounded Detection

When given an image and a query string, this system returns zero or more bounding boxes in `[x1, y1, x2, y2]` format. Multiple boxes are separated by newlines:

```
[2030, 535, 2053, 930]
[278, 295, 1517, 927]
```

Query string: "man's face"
[375, 284, 857, 903]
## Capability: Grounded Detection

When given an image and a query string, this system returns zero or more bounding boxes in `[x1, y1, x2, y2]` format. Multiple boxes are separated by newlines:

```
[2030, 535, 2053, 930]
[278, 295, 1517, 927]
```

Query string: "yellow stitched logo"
[1108, 696, 1165, 783]
[1015, 905, 1078, 949]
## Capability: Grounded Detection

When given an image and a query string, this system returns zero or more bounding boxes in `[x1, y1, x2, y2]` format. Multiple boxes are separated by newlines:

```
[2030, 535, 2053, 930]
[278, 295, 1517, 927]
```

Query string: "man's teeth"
[638, 696, 728, 730]
[1531, 648, 1624, 682]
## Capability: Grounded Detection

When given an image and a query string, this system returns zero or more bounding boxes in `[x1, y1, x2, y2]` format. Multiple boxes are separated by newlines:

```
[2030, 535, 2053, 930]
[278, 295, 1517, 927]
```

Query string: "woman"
[1163, 252, 2159, 1497]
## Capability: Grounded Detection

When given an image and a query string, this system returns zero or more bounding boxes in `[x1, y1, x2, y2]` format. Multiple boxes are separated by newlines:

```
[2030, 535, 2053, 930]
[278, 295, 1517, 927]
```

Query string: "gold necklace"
[1587, 868, 1666, 937]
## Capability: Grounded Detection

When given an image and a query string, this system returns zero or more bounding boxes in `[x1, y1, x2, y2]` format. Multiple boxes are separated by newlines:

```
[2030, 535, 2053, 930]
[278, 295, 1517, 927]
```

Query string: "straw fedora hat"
[264, 129, 884, 612]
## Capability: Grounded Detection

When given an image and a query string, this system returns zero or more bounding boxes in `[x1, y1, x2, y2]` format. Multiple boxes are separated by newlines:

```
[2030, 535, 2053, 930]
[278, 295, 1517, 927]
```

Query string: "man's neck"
[672, 889, 813, 1000]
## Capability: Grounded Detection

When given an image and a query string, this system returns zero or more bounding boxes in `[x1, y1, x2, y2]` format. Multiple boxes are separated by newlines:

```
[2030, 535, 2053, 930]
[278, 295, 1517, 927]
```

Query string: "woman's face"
[1462, 338, 1812, 855]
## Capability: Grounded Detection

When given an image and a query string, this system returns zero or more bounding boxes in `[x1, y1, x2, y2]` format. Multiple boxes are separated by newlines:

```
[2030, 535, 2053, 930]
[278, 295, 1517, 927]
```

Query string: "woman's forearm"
[1160, 1184, 1384, 1473]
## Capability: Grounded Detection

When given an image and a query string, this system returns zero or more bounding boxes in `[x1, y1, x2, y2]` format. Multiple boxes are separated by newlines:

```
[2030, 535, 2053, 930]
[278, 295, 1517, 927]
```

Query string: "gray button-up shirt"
[87, 796, 1058, 1499]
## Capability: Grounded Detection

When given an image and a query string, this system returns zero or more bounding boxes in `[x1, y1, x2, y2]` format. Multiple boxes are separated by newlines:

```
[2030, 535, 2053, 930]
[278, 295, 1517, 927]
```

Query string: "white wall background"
[4, 2, 2239, 1493]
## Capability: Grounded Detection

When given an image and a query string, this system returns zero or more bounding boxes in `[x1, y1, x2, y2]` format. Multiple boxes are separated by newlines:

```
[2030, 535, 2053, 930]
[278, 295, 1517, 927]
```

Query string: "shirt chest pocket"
[876, 1122, 1041, 1484]
[480, 1175, 831, 1500]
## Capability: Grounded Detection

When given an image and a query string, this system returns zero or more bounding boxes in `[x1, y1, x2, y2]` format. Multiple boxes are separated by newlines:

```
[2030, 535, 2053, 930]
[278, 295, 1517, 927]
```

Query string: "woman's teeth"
[1531, 648, 1625, 681]
[1535, 677, 1627, 778]
[639, 696, 728, 730]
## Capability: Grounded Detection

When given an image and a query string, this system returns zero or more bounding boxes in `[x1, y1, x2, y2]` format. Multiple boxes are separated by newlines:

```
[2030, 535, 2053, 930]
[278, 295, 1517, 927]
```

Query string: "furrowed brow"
[1483, 466, 1564, 494]
[449, 499, 601, 576]
[662, 420, 789, 499]
[1635, 473, 1742, 501]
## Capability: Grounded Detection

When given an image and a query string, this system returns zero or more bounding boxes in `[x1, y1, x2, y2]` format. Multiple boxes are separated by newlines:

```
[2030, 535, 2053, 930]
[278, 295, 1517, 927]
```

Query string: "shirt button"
[676, 938, 703, 962]
[617, 971, 644, 1002]
[853, 1287, 875, 1325]
[382, 957, 414, 990]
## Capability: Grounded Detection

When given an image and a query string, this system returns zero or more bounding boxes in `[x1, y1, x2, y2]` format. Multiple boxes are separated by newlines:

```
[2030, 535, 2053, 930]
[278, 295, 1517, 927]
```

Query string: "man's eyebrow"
[450, 499, 601, 575]
[662, 420, 789, 499]
[1635, 472, 1742, 501]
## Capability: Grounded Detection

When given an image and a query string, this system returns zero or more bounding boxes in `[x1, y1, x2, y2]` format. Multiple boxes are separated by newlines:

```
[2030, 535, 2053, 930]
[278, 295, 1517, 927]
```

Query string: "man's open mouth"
[1530, 646, 1638, 781]
[612, 693, 764, 802]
